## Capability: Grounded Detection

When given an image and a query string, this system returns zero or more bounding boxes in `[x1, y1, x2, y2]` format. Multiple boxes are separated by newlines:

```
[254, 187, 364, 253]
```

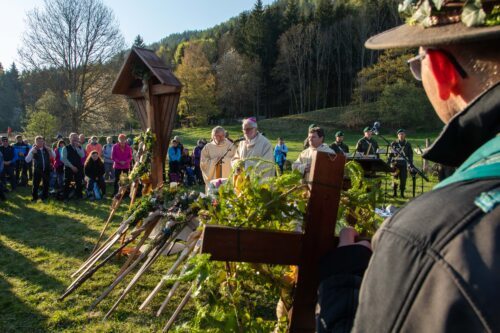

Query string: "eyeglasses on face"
[407, 48, 468, 81]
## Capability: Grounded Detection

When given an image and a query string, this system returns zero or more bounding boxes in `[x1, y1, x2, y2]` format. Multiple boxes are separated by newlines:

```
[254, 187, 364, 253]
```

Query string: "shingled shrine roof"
[112, 47, 181, 95]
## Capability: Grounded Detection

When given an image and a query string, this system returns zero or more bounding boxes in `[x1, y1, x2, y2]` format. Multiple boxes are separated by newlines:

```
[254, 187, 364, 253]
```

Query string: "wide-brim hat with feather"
[365, 0, 500, 49]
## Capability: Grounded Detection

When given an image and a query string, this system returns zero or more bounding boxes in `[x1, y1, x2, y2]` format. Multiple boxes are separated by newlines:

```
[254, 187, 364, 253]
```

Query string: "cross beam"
[201, 151, 346, 332]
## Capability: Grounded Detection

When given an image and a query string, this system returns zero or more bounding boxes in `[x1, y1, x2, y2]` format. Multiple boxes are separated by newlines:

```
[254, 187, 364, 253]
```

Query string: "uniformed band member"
[355, 127, 379, 156]
[388, 129, 413, 198]
[330, 131, 349, 155]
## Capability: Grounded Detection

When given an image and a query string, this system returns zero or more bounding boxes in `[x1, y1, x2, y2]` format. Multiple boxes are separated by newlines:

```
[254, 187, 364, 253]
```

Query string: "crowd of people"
[0, 119, 420, 203]
[0, 133, 136, 202]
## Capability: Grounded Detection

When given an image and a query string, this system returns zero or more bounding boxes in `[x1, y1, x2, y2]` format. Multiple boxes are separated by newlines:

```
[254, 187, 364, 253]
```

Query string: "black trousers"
[114, 168, 129, 194]
[194, 165, 203, 184]
[16, 160, 29, 185]
[0, 164, 16, 190]
[393, 162, 408, 194]
[32, 168, 51, 200]
[64, 166, 83, 199]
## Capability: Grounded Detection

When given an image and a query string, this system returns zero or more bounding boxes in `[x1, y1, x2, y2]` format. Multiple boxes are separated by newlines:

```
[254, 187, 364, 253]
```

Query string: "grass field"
[0, 110, 442, 332]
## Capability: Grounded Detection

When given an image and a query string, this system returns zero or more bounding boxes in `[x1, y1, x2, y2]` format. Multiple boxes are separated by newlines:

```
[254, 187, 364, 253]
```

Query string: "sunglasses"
[407, 48, 467, 81]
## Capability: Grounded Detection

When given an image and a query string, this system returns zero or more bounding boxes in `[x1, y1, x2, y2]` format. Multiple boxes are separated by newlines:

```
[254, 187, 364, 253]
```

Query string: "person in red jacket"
[111, 133, 133, 195]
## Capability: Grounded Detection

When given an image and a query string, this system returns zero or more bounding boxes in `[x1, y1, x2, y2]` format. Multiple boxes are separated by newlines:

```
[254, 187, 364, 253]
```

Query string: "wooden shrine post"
[111, 47, 182, 187]
[201, 151, 346, 332]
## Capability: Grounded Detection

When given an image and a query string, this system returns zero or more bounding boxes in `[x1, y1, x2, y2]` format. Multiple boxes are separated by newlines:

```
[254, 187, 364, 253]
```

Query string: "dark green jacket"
[330, 141, 349, 155]
[355, 137, 379, 155]
[388, 140, 413, 165]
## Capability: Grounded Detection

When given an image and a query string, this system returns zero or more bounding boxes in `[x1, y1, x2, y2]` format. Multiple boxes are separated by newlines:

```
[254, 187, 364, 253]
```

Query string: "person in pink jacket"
[111, 133, 133, 195]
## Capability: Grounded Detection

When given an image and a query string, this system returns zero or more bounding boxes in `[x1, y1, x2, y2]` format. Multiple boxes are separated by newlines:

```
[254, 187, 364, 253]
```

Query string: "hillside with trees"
[1, 0, 441, 135]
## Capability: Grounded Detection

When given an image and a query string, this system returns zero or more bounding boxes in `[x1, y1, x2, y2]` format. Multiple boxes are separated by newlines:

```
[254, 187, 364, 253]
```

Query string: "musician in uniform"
[330, 131, 349, 155]
[388, 129, 413, 198]
[355, 127, 379, 156]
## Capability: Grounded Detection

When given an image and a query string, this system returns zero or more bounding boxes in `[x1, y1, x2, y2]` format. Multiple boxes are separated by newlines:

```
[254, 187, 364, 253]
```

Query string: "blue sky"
[0, 0, 275, 69]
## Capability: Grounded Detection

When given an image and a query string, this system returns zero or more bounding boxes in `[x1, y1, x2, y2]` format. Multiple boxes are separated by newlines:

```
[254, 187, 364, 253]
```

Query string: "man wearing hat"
[317, 1, 500, 332]
[355, 127, 379, 156]
[330, 131, 349, 155]
[388, 129, 413, 198]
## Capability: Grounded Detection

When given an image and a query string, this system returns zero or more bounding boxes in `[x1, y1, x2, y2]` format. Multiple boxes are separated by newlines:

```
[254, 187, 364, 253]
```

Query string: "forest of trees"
[0, 0, 440, 136]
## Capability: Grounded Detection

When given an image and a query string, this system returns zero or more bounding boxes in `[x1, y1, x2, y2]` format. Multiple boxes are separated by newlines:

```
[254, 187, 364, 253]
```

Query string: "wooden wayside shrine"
[201, 151, 346, 332]
[112, 47, 182, 187]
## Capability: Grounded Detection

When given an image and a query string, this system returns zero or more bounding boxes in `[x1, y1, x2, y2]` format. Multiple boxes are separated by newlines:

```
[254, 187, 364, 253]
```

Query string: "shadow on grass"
[0, 191, 105, 260]
[0, 277, 49, 333]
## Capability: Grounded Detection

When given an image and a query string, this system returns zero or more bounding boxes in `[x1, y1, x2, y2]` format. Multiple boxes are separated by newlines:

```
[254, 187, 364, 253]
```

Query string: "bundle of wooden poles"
[59, 134, 208, 330]
[59, 182, 205, 330]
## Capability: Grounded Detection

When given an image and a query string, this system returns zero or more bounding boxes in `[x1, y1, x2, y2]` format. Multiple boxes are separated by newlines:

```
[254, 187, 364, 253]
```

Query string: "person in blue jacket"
[168, 139, 182, 179]
[274, 137, 288, 173]
[13, 134, 30, 186]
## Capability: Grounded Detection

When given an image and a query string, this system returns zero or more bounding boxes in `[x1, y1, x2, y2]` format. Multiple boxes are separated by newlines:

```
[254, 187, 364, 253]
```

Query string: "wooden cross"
[112, 47, 182, 188]
[201, 151, 346, 332]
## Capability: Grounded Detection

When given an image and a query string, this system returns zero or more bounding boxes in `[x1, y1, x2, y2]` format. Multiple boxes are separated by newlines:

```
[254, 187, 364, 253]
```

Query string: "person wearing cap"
[318, 1, 500, 332]
[330, 131, 349, 155]
[200, 126, 236, 190]
[61, 133, 85, 200]
[13, 134, 30, 186]
[388, 129, 413, 198]
[293, 127, 335, 175]
[85, 136, 103, 158]
[231, 117, 274, 178]
[25, 136, 56, 202]
[0, 136, 17, 191]
[355, 127, 379, 156]
[112, 134, 133, 195]
[274, 137, 289, 173]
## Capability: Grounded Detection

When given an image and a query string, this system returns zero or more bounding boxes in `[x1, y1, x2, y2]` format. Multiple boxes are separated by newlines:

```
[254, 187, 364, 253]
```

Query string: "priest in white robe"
[200, 126, 236, 188]
[231, 117, 274, 178]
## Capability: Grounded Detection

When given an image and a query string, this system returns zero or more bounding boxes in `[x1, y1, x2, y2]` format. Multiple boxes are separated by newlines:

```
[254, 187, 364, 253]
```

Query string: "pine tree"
[133, 34, 146, 48]
[284, 0, 300, 29]
[0, 63, 23, 130]
[315, 0, 334, 26]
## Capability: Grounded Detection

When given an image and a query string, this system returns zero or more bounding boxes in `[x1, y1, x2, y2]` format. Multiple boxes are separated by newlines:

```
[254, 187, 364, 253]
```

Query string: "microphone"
[372, 121, 380, 135]
[233, 136, 245, 143]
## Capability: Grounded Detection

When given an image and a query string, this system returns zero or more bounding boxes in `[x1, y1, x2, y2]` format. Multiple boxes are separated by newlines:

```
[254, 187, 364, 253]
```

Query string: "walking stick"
[92, 186, 127, 254]
[162, 286, 193, 332]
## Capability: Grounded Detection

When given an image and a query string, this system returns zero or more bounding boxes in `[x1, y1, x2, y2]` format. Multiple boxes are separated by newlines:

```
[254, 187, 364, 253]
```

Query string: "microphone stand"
[211, 140, 240, 180]
[374, 131, 429, 182]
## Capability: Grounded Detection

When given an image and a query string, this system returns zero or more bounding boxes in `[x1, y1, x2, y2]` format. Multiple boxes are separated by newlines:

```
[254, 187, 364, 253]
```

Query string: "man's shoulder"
[317, 144, 335, 154]
[378, 178, 500, 248]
